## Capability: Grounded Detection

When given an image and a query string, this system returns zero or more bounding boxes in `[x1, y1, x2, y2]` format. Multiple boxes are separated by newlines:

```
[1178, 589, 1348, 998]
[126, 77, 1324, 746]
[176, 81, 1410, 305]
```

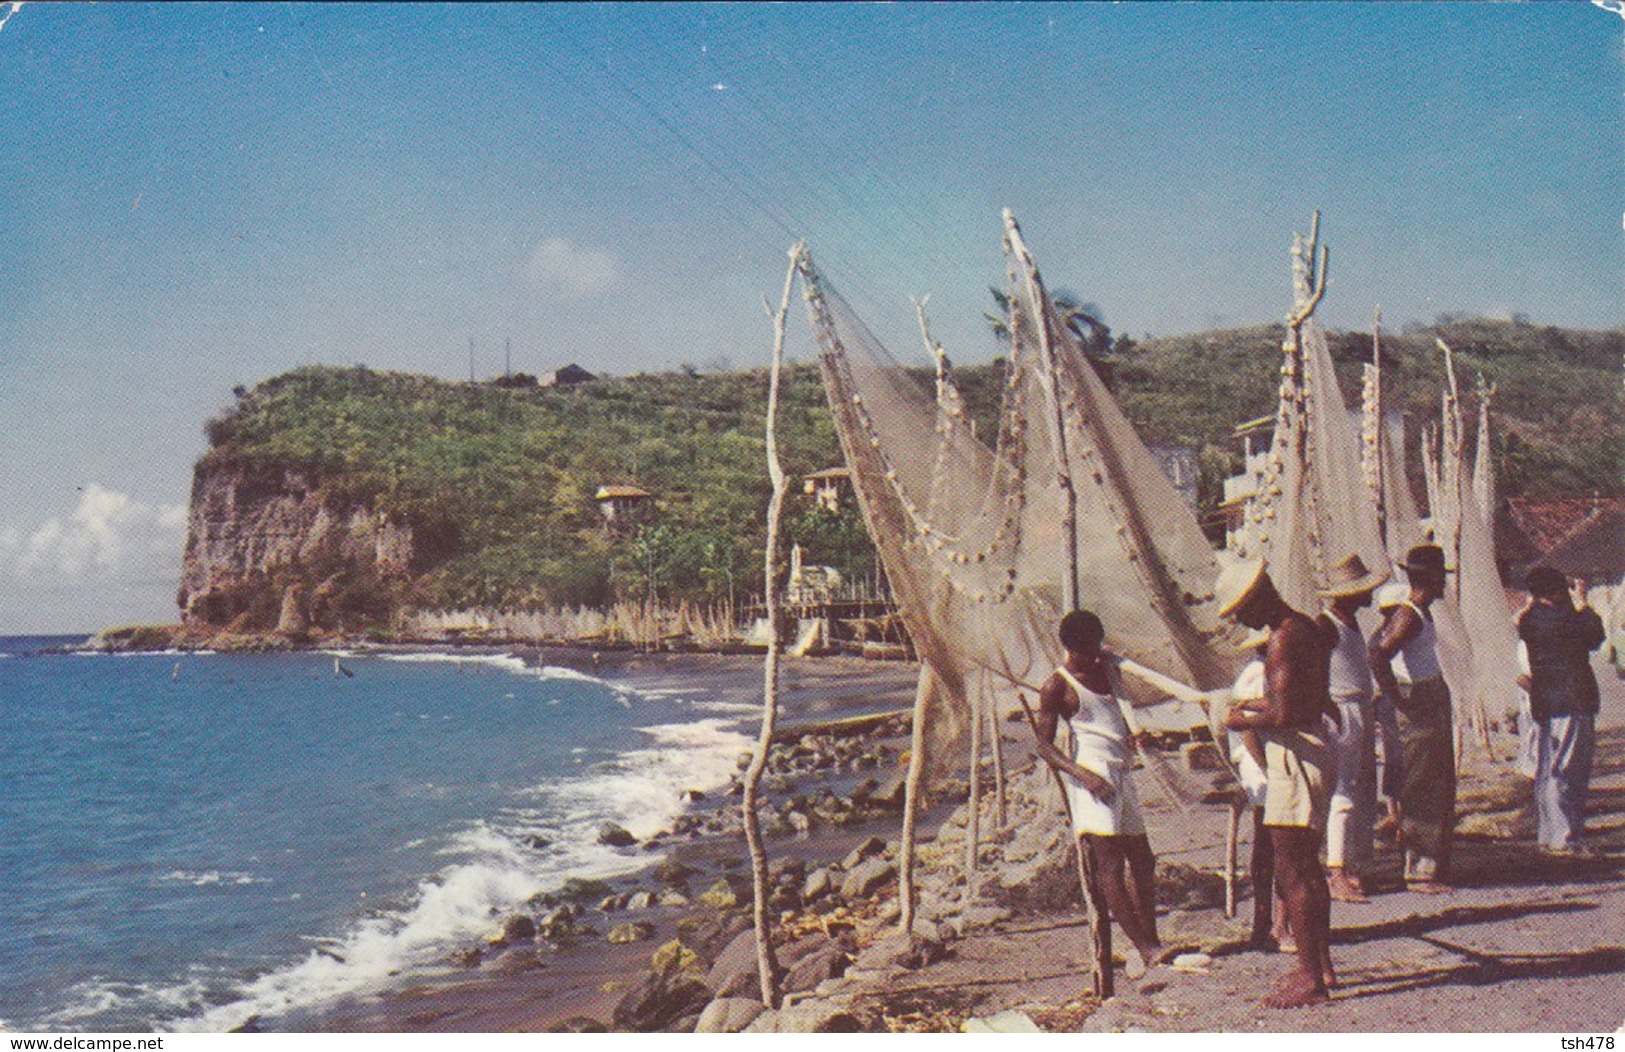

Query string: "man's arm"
[1228, 621, 1303, 731]
[1034, 676, 1115, 800]
[1368, 604, 1422, 702]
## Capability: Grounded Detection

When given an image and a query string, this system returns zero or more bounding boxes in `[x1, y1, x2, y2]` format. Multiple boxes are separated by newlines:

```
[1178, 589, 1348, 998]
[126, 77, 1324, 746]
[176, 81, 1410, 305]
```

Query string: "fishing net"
[796, 211, 1237, 786]
[1236, 226, 1391, 613]
[1416, 350, 1514, 756]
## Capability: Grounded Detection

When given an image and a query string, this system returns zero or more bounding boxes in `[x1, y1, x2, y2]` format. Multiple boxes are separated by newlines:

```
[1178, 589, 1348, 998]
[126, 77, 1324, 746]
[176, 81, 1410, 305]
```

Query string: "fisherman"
[1227, 626, 1284, 951]
[1034, 610, 1172, 977]
[1368, 544, 1456, 893]
[1316, 553, 1389, 903]
[1216, 560, 1336, 1008]
[1518, 565, 1606, 857]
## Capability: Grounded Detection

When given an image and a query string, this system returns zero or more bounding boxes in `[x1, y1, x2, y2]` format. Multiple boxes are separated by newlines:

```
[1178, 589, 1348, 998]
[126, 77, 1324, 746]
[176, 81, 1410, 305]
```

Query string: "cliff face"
[178, 461, 426, 634]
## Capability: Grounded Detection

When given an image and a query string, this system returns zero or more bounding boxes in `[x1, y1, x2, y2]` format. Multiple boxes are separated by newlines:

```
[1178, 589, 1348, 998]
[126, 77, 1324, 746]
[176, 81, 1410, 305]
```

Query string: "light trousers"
[1535, 712, 1596, 851]
[1325, 695, 1377, 870]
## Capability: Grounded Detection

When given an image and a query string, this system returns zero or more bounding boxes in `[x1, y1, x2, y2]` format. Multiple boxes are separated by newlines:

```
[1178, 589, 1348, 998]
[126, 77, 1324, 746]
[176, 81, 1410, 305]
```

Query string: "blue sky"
[0, 2, 1619, 633]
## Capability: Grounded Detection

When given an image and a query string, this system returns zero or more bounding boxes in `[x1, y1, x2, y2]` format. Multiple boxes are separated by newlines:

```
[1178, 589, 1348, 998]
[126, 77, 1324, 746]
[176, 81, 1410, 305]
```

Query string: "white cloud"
[525, 237, 621, 298]
[1, 484, 187, 580]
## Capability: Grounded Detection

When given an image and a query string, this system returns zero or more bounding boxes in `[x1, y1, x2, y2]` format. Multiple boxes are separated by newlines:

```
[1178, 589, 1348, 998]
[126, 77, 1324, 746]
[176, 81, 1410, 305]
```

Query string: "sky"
[0, 2, 1619, 633]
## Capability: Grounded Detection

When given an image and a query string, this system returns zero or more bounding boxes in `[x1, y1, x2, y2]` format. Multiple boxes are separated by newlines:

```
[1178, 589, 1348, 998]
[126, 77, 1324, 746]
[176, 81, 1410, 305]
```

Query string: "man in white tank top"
[1315, 553, 1388, 904]
[1035, 610, 1171, 978]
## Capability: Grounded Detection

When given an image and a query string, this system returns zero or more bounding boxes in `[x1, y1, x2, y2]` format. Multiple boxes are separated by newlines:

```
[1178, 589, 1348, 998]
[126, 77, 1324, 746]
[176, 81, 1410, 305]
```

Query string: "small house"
[595, 484, 652, 530]
[540, 364, 597, 388]
[802, 467, 852, 514]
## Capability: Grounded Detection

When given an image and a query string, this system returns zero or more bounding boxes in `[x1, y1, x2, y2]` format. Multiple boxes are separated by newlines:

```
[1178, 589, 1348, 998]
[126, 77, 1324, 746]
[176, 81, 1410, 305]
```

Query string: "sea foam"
[162, 698, 750, 1032]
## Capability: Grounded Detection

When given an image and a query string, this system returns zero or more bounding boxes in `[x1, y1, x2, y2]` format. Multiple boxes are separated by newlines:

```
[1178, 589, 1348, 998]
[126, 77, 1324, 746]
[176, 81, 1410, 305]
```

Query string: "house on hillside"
[803, 467, 852, 514]
[1147, 443, 1198, 511]
[595, 484, 651, 531]
[540, 364, 596, 388]
[1217, 414, 1276, 552]
[1514, 497, 1625, 584]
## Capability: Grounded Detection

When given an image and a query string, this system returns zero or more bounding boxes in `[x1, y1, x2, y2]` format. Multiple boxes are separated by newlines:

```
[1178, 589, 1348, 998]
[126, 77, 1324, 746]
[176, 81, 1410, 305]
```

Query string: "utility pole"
[468, 338, 476, 384]
[505, 337, 512, 379]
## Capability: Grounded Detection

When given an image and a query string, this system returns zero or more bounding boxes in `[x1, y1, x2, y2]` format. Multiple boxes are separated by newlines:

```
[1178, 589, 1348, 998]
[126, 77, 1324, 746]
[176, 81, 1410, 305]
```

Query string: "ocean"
[0, 636, 755, 1032]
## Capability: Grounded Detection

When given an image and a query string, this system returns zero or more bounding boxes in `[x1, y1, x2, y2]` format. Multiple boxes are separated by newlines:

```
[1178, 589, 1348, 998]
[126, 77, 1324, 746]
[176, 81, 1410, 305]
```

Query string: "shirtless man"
[1216, 560, 1337, 1008]
[1034, 610, 1170, 977]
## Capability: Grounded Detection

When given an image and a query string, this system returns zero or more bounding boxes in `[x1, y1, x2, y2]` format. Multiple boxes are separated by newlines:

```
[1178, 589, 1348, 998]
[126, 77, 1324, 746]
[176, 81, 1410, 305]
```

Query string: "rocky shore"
[239, 650, 1622, 1034]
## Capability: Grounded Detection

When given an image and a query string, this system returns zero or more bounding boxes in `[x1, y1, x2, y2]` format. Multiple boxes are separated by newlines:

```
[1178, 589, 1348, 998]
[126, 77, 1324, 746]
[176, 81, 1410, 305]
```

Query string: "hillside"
[177, 319, 1621, 634]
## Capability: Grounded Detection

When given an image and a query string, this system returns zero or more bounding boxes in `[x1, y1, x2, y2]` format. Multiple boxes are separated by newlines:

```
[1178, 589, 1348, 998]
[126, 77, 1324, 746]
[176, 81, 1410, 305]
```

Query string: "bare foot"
[1407, 880, 1454, 895]
[1327, 870, 1369, 903]
[1149, 945, 1180, 966]
[1263, 970, 1330, 1008]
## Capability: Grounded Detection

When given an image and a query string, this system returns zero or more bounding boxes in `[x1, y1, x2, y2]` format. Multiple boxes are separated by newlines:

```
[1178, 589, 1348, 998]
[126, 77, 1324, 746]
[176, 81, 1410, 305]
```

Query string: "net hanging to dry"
[796, 210, 1238, 785]
[1237, 216, 1391, 615]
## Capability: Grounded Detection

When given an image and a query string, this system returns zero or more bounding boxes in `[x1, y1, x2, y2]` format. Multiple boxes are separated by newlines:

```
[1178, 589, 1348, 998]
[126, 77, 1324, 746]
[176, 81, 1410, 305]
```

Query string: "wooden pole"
[1224, 797, 1243, 919]
[1005, 211, 1079, 612]
[739, 243, 802, 1009]
[1018, 692, 1113, 999]
[965, 666, 984, 876]
[989, 669, 1008, 829]
[898, 662, 935, 933]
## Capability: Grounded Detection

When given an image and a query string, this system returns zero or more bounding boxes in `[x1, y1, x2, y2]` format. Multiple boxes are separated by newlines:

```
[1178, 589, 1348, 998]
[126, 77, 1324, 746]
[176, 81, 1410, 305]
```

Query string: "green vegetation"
[200, 318, 1621, 615]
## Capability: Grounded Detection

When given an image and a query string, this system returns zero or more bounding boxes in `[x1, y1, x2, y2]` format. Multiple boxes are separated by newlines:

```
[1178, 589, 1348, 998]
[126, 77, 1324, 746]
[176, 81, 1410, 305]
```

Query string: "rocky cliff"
[177, 460, 428, 635]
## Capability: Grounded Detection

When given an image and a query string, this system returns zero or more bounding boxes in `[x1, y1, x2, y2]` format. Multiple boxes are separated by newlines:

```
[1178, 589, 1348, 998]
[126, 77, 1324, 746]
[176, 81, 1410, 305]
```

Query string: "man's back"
[1519, 601, 1605, 719]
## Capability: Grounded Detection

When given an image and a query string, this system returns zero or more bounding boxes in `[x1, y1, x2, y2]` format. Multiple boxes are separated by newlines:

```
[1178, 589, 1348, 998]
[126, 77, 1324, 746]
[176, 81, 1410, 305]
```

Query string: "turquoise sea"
[0, 637, 754, 1032]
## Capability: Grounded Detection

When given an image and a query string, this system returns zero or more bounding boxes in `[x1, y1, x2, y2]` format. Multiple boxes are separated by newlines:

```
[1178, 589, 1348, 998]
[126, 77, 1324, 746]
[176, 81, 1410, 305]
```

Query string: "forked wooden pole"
[740, 243, 802, 1009]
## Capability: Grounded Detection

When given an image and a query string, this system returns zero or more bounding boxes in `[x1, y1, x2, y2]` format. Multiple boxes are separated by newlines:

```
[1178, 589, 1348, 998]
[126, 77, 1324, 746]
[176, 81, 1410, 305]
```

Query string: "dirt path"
[821, 663, 1625, 1033]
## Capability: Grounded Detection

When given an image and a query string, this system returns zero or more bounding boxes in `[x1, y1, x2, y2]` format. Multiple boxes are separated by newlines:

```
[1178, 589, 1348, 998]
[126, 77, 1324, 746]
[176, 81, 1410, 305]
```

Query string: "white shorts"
[1064, 751, 1146, 837]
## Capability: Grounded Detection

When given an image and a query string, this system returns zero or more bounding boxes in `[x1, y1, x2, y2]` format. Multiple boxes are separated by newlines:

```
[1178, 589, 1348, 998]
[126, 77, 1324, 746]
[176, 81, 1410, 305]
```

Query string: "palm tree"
[986, 287, 1116, 387]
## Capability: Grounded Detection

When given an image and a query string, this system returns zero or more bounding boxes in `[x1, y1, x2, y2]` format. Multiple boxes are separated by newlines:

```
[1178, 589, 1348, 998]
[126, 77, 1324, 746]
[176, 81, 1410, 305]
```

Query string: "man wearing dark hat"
[1368, 544, 1455, 893]
[1316, 553, 1389, 903]
[1215, 560, 1337, 1007]
[1518, 565, 1606, 856]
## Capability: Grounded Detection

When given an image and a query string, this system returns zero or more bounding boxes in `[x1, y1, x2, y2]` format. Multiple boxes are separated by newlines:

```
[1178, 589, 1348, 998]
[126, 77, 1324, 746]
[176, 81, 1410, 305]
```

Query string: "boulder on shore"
[611, 972, 714, 1032]
[840, 858, 896, 900]
[694, 997, 766, 1033]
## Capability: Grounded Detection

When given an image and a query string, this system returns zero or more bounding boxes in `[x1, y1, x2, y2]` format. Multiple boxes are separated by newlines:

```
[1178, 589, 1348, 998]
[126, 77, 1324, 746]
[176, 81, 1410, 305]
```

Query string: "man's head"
[1058, 609, 1105, 656]
[1318, 552, 1389, 612]
[1401, 544, 1450, 601]
[1525, 565, 1569, 603]
[1215, 559, 1281, 630]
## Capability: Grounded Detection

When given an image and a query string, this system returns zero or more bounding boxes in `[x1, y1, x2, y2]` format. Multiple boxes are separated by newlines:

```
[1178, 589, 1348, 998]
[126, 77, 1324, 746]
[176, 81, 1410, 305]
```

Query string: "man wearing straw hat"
[1316, 553, 1389, 903]
[1215, 560, 1336, 1008]
[1368, 543, 1456, 893]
